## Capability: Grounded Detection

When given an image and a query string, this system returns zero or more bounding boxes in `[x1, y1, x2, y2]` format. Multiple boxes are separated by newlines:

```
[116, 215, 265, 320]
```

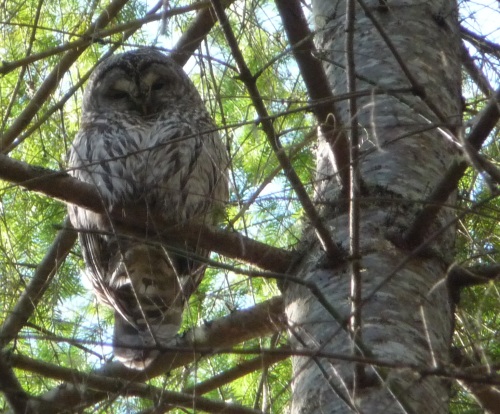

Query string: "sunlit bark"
[285, 1, 462, 412]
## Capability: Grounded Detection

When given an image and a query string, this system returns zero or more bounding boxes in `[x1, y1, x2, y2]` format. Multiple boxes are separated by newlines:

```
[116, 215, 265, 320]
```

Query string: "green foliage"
[0, 0, 499, 412]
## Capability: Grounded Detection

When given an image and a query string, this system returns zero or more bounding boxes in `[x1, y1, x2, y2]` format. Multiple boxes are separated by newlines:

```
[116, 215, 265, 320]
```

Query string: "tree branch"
[448, 263, 500, 289]
[210, 0, 345, 263]
[183, 350, 288, 397]
[461, 43, 494, 97]
[9, 352, 263, 414]
[171, 0, 236, 67]
[0, 154, 294, 273]
[0, 354, 30, 414]
[0, 0, 131, 151]
[12, 296, 284, 412]
[274, 0, 350, 190]
[460, 25, 500, 57]
[404, 87, 500, 247]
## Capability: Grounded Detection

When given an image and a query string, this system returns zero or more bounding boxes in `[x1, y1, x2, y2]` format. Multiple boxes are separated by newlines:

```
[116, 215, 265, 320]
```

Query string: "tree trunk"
[285, 1, 462, 412]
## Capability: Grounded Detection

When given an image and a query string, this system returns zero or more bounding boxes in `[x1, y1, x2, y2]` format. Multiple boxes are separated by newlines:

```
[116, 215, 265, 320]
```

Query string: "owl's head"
[82, 48, 203, 117]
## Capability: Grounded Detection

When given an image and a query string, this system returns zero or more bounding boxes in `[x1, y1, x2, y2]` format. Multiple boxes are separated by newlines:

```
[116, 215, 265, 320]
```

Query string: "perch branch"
[0, 154, 294, 273]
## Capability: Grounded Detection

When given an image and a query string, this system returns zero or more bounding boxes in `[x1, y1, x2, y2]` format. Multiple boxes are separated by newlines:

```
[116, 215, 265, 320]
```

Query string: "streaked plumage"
[67, 48, 228, 369]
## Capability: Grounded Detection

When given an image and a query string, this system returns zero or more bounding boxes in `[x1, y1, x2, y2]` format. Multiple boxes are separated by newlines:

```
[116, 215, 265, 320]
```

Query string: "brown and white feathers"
[67, 48, 228, 369]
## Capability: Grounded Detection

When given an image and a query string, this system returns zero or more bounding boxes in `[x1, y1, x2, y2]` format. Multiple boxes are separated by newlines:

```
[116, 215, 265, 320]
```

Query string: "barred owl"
[67, 48, 228, 369]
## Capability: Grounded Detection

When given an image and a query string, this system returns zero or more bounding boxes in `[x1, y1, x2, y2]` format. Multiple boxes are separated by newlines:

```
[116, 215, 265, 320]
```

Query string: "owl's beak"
[138, 94, 154, 116]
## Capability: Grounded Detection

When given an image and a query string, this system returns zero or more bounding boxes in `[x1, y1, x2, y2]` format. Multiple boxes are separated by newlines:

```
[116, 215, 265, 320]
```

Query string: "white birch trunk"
[285, 1, 462, 412]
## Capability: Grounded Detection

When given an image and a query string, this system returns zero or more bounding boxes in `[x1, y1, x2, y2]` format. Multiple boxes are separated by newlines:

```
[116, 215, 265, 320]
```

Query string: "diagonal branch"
[460, 25, 500, 57]
[182, 349, 288, 398]
[0, 353, 30, 414]
[171, 0, 236, 67]
[0, 217, 76, 348]
[210, 0, 345, 263]
[404, 87, 500, 247]
[274, 0, 350, 190]
[461, 43, 494, 97]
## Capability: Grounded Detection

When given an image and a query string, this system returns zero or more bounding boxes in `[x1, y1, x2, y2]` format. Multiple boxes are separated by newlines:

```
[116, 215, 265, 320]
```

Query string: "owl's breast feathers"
[70, 110, 228, 218]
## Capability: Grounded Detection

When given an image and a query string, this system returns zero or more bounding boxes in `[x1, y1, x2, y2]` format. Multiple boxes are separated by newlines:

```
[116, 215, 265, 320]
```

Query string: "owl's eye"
[107, 89, 129, 100]
[151, 80, 167, 91]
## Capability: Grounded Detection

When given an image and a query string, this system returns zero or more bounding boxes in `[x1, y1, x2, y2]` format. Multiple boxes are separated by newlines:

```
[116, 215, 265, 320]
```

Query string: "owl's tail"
[108, 243, 205, 369]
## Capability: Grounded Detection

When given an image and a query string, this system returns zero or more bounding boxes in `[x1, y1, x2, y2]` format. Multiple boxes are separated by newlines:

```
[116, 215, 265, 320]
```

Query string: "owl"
[67, 48, 228, 369]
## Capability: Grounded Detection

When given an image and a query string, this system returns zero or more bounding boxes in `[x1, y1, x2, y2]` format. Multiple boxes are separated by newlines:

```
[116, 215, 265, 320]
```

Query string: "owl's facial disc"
[94, 69, 144, 115]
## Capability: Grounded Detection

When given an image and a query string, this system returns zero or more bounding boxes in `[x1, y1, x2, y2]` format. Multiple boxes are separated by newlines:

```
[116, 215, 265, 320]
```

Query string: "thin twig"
[0, 2, 211, 77]
[0, 0, 43, 133]
[0, 0, 131, 151]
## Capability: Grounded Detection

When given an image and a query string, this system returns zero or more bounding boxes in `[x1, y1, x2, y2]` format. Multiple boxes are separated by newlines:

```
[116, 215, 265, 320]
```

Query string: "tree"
[0, 0, 499, 413]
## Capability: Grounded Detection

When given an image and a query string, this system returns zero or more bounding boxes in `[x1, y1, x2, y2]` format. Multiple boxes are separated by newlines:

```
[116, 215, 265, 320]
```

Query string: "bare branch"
[461, 25, 500, 57]
[0, 354, 30, 414]
[184, 350, 288, 397]
[171, 0, 236, 67]
[13, 297, 284, 412]
[461, 43, 494, 97]
[448, 263, 500, 289]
